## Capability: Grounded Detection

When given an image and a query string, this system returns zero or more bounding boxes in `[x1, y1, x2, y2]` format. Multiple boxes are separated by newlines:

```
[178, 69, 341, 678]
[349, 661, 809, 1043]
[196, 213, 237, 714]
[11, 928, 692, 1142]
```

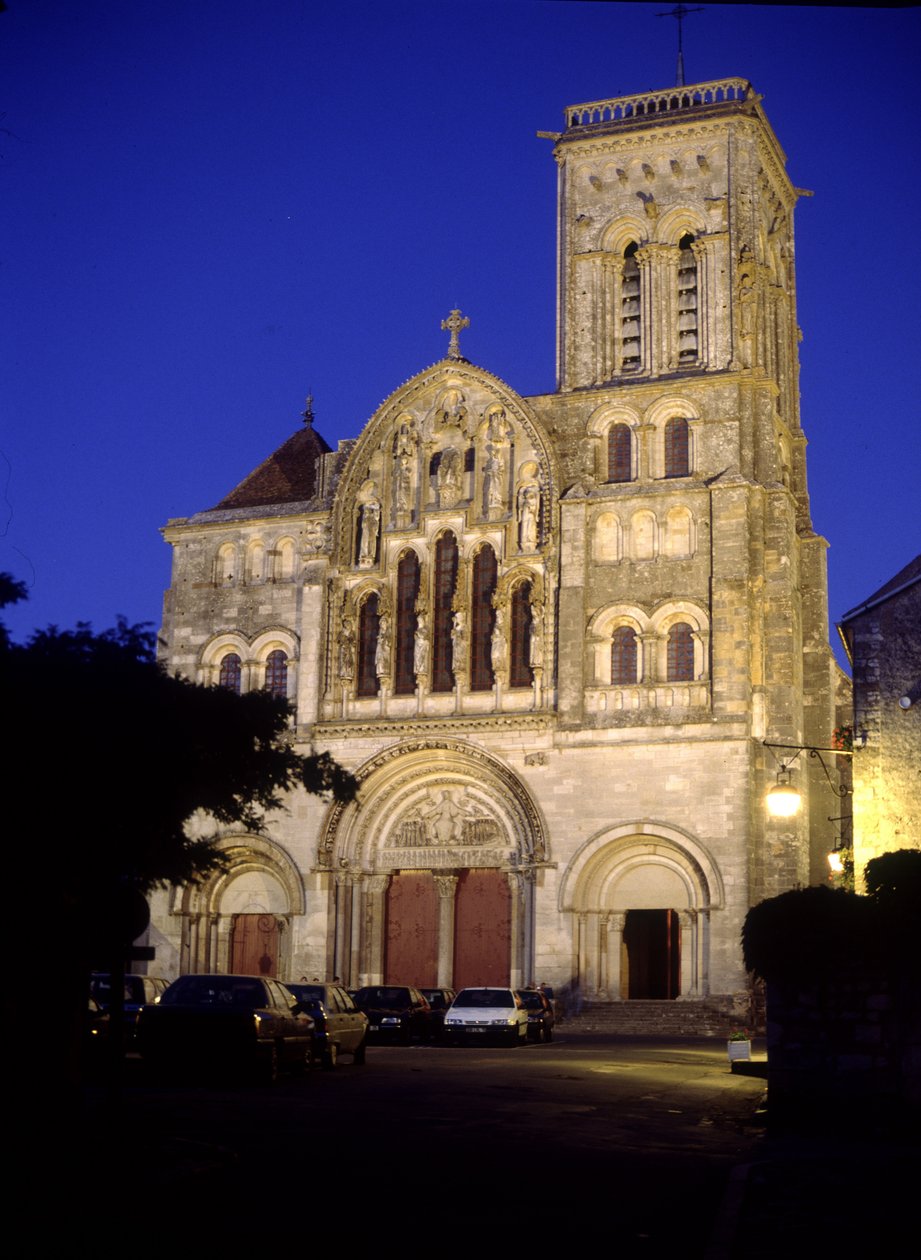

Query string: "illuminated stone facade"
[839, 556, 921, 887]
[151, 80, 837, 1013]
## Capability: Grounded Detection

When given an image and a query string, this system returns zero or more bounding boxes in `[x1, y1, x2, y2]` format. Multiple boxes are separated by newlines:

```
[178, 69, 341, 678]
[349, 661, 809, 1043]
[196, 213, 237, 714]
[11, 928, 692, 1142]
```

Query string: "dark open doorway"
[623, 909, 680, 999]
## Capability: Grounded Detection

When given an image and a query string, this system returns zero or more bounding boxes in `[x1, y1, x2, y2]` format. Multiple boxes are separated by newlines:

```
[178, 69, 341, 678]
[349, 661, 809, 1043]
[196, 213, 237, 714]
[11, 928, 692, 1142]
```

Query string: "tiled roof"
[841, 553, 921, 621]
[212, 424, 332, 510]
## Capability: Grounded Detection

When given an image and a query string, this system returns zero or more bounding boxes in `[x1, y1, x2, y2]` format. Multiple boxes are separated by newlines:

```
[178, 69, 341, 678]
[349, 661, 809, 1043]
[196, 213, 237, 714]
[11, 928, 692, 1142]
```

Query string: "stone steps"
[560, 999, 737, 1038]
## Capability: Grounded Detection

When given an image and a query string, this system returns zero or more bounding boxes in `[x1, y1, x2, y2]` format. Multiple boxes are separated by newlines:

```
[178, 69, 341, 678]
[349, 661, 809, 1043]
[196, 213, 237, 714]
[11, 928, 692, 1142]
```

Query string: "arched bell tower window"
[664, 417, 690, 478]
[264, 649, 288, 700]
[611, 627, 638, 684]
[432, 533, 458, 693]
[621, 243, 642, 372]
[677, 234, 698, 365]
[667, 622, 695, 681]
[357, 594, 380, 697]
[607, 424, 633, 483]
[394, 552, 420, 695]
[219, 652, 242, 694]
[509, 581, 533, 689]
[470, 545, 497, 691]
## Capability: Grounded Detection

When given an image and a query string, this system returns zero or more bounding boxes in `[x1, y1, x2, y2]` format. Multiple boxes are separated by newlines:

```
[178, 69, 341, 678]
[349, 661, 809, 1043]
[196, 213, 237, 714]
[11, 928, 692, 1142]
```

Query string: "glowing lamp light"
[828, 850, 845, 874]
[765, 767, 802, 818]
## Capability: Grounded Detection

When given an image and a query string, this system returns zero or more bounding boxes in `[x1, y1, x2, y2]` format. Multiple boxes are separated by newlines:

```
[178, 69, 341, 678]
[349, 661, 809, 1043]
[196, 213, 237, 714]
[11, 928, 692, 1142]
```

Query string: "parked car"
[353, 985, 435, 1043]
[283, 982, 368, 1068]
[443, 987, 529, 1046]
[137, 974, 315, 1082]
[90, 973, 170, 1042]
[419, 988, 456, 1037]
[516, 988, 555, 1042]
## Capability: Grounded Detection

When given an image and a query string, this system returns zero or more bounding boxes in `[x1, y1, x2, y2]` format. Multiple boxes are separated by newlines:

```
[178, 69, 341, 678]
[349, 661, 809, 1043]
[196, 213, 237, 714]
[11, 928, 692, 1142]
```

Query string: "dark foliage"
[741, 885, 877, 984]
[864, 848, 921, 908]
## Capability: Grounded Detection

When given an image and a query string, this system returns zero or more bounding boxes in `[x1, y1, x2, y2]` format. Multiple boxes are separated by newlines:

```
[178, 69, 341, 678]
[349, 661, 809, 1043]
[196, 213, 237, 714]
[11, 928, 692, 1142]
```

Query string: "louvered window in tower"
[621, 243, 642, 371]
[357, 595, 380, 697]
[470, 546, 497, 692]
[677, 235, 698, 365]
[611, 627, 638, 685]
[607, 424, 633, 482]
[509, 582, 533, 689]
[664, 417, 690, 478]
[432, 533, 458, 692]
[265, 649, 288, 700]
[667, 622, 695, 682]
[394, 552, 420, 695]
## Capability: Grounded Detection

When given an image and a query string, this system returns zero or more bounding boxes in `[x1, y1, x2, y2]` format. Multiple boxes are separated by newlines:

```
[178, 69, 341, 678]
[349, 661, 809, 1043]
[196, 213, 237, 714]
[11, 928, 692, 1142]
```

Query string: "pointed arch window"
[219, 652, 242, 694]
[621, 243, 642, 371]
[357, 594, 380, 697]
[432, 532, 458, 692]
[470, 545, 497, 691]
[607, 424, 633, 482]
[667, 622, 695, 681]
[677, 235, 698, 365]
[664, 417, 690, 478]
[509, 582, 533, 689]
[611, 627, 638, 684]
[394, 552, 420, 695]
[264, 649, 288, 699]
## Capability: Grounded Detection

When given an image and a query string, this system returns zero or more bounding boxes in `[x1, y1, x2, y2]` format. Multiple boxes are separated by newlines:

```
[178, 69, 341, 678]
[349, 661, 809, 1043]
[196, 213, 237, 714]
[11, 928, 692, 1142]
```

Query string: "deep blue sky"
[3, 2, 919, 669]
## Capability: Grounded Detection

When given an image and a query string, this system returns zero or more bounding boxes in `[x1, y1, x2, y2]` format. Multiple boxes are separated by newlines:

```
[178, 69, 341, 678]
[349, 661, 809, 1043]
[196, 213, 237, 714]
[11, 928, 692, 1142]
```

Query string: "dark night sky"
[3, 2, 919, 669]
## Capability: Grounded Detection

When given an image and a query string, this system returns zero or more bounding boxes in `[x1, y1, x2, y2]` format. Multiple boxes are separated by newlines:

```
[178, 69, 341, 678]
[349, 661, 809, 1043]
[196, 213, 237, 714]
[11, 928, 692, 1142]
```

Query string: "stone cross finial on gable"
[302, 394, 314, 427]
[441, 309, 470, 361]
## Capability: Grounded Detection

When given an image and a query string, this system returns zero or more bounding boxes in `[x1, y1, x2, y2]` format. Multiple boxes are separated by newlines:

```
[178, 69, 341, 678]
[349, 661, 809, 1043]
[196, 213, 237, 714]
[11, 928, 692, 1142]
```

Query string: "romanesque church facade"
[150, 78, 838, 1015]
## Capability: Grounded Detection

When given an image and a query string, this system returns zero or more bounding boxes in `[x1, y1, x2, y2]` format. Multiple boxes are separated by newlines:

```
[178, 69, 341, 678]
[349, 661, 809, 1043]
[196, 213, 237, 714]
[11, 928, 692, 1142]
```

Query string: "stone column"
[333, 871, 353, 983]
[598, 914, 610, 997]
[640, 633, 658, 685]
[433, 874, 459, 988]
[349, 878, 364, 988]
[576, 911, 588, 999]
[363, 875, 390, 986]
[508, 871, 526, 988]
[678, 909, 697, 997]
[607, 911, 625, 999]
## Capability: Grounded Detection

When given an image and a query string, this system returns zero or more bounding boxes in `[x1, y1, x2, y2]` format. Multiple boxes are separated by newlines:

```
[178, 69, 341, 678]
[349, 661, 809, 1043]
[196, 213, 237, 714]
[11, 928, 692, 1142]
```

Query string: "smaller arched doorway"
[562, 825, 722, 1000]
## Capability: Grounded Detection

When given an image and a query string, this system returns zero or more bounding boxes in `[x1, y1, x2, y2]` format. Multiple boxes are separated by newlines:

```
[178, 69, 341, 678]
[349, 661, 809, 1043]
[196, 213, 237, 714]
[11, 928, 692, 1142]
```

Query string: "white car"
[443, 987, 529, 1046]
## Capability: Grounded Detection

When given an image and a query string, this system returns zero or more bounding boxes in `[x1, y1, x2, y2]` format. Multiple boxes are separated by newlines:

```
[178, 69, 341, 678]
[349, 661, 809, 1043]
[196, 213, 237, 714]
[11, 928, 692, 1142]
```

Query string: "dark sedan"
[283, 982, 368, 1068]
[353, 985, 435, 1044]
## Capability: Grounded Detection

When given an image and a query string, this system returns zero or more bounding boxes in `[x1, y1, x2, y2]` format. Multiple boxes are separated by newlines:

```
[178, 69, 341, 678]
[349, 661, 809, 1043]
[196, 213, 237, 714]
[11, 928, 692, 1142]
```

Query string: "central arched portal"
[320, 740, 546, 989]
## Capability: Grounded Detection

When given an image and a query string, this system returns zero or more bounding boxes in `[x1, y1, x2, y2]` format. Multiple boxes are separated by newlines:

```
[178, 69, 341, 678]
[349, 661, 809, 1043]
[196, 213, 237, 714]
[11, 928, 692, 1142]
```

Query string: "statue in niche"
[436, 388, 467, 433]
[358, 498, 381, 567]
[375, 612, 392, 678]
[395, 452, 413, 514]
[337, 616, 355, 680]
[451, 608, 467, 673]
[517, 483, 539, 551]
[413, 610, 430, 677]
[490, 606, 507, 673]
[529, 607, 544, 670]
[483, 445, 505, 514]
[437, 447, 462, 505]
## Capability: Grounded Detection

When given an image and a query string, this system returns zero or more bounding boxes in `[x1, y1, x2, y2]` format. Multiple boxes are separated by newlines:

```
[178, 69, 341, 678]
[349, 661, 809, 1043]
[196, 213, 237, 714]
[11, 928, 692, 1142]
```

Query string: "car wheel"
[353, 1036, 367, 1066]
[545, 1025, 553, 1043]
[322, 1042, 338, 1071]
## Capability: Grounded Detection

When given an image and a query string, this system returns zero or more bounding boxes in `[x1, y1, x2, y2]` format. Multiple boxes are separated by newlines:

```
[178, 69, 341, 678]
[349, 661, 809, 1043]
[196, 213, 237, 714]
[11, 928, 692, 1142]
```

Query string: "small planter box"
[727, 1039, 752, 1062]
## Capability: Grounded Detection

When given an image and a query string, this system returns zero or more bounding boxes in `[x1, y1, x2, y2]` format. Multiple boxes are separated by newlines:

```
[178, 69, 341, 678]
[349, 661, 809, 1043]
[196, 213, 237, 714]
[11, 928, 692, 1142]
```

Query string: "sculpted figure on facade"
[490, 605, 507, 674]
[358, 496, 381, 568]
[413, 610, 430, 677]
[529, 605, 544, 670]
[437, 446, 462, 506]
[450, 607, 467, 674]
[517, 482, 540, 551]
[390, 788, 502, 850]
[483, 445, 505, 515]
[337, 616, 355, 680]
[375, 611, 392, 678]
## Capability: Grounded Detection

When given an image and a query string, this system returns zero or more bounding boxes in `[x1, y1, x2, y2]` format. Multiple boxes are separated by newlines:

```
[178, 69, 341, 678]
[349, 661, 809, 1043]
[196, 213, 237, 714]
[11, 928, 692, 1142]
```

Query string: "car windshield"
[517, 992, 545, 1011]
[454, 989, 514, 1008]
[355, 987, 408, 1006]
[286, 984, 324, 1004]
[160, 976, 267, 1008]
[421, 990, 448, 1009]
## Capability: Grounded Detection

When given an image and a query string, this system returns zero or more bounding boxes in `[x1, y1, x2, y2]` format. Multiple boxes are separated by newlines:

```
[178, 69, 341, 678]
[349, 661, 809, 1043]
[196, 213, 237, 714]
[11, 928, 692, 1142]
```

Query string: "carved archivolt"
[318, 739, 548, 872]
[172, 832, 305, 918]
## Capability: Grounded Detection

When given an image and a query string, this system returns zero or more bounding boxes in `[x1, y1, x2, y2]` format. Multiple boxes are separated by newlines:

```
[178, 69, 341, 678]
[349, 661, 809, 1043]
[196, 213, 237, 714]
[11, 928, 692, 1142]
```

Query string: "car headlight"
[381, 1016, 401, 1025]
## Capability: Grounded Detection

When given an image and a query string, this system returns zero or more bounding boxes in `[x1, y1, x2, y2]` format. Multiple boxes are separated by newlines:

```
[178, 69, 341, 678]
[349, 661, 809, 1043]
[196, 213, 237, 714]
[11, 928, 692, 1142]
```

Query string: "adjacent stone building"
[839, 555, 921, 888]
[150, 78, 838, 1019]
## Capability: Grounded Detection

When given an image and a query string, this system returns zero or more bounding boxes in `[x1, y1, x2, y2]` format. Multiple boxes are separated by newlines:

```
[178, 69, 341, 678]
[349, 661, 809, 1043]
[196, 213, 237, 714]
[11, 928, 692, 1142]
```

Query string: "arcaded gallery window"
[509, 582, 533, 688]
[219, 652, 242, 694]
[621, 243, 642, 371]
[667, 622, 695, 681]
[357, 594, 380, 697]
[611, 626, 638, 684]
[470, 545, 497, 691]
[264, 649, 288, 699]
[664, 417, 689, 478]
[676, 234, 698, 365]
[394, 551, 420, 695]
[607, 424, 632, 483]
[432, 532, 458, 692]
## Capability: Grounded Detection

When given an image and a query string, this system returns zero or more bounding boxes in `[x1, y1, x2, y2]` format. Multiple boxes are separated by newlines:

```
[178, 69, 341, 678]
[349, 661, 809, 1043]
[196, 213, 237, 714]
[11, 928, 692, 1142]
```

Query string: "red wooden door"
[230, 913, 278, 976]
[453, 869, 510, 988]
[384, 872, 438, 986]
